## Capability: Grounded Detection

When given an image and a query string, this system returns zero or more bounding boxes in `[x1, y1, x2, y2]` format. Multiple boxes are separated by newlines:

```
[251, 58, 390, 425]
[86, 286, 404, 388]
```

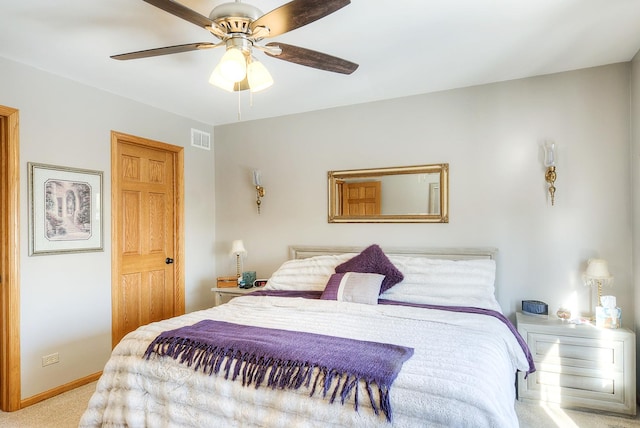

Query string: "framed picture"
[28, 162, 103, 255]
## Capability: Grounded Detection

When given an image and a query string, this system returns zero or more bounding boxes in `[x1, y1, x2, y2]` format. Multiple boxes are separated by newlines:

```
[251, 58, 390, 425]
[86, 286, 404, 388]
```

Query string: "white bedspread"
[80, 295, 530, 427]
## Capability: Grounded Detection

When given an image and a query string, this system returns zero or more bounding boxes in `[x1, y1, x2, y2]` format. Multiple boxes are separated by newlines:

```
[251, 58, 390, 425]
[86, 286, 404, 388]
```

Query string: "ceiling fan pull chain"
[237, 84, 242, 121]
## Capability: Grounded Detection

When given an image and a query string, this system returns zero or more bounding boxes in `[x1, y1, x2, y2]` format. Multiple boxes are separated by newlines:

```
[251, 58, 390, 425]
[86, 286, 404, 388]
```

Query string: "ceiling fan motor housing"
[209, 2, 263, 35]
[226, 35, 252, 55]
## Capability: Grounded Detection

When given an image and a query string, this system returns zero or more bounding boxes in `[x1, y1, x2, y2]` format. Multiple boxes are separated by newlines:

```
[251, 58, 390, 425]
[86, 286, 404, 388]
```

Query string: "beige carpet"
[0, 382, 97, 428]
[1, 382, 639, 427]
[516, 401, 640, 428]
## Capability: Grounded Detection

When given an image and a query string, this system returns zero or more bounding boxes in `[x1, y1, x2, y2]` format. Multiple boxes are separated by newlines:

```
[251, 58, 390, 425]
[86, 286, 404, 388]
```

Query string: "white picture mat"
[28, 162, 103, 255]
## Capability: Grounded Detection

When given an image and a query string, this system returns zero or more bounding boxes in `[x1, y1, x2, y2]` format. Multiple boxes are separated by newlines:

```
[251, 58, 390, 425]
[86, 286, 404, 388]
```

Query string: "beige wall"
[631, 51, 640, 394]
[2, 55, 637, 400]
[0, 57, 217, 398]
[215, 63, 632, 325]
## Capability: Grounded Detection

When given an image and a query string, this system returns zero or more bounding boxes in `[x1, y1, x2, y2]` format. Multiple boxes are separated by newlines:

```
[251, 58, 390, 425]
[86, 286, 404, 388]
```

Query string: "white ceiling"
[2, 0, 640, 126]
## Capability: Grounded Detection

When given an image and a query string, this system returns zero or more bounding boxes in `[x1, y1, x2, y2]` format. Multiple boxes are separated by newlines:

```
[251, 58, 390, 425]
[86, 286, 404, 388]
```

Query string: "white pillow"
[265, 254, 354, 291]
[381, 256, 500, 311]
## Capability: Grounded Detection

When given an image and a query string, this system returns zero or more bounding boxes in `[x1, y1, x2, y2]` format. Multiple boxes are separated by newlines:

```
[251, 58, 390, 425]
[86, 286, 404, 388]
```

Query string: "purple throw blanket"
[144, 320, 414, 421]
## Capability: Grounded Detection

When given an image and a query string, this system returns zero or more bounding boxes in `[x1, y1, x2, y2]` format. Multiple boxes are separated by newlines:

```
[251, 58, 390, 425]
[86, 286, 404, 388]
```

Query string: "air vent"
[191, 128, 211, 150]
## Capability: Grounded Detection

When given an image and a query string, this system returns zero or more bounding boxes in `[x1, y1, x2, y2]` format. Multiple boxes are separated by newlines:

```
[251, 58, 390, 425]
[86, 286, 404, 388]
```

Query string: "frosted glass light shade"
[544, 141, 556, 167]
[209, 65, 235, 92]
[247, 60, 273, 92]
[252, 170, 262, 186]
[219, 48, 247, 82]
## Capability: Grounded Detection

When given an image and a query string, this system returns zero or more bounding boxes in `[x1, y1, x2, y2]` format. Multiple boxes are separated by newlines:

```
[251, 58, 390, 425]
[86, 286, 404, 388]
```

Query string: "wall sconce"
[252, 170, 265, 214]
[582, 259, 613, 309]
[230, 239, 247, 282]
[543, 141, 557, 206]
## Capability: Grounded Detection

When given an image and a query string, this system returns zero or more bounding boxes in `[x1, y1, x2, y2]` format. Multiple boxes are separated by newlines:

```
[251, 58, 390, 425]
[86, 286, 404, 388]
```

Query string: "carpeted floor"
[0, 382, 97, 428]
[516, 401, 640, 428]
[1, 382, 639, 427]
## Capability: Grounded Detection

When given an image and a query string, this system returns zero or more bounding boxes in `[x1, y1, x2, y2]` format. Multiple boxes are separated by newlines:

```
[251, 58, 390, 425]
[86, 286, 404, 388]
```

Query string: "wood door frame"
[110, 131, 185, 347]
[0, 105, 21, 411]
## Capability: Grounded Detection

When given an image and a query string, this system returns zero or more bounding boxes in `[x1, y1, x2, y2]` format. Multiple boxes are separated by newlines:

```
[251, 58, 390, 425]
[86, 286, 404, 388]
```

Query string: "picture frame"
[28, 162, 103, 256]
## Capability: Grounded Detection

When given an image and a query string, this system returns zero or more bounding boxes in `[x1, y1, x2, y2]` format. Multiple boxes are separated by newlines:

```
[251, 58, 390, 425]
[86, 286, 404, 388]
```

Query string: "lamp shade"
[584, 259, 611, 279]
[247, 59, 273, 92]
[209, 64, 235, 92]
[230, 240, 247, 257]
[219, 48, 247, 82]
[543, 141, 556, 167]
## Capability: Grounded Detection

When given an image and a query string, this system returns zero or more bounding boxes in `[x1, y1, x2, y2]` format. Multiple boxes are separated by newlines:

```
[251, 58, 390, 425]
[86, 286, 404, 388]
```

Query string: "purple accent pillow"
[321, 272, 384, 305]
[335, 245, 404, 294]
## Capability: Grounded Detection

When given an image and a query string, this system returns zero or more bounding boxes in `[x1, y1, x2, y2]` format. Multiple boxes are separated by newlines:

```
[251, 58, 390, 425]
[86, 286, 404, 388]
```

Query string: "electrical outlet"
[42, 352, 59, 367]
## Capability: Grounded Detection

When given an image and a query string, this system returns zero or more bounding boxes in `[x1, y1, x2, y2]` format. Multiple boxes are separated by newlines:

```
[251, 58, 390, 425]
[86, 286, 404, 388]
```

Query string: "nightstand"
[516, 312, 636, 415]
[210, 286, 258, 306]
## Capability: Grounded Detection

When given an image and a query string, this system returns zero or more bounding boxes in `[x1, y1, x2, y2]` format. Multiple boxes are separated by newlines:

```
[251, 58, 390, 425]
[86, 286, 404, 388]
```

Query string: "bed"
[80, 245, 533, 427]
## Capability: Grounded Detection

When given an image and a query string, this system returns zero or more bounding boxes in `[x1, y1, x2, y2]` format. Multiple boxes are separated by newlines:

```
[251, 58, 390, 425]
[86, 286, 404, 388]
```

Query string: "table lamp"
[230, 240, 247, 282]
[582, 259, 613, 308]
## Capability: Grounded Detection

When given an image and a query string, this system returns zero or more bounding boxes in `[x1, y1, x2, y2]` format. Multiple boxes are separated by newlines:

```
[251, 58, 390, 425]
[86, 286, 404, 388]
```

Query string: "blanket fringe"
[145, 337, 393, 422]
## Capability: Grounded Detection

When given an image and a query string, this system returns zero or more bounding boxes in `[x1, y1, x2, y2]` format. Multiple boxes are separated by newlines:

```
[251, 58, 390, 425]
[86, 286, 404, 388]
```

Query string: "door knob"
[165, 257, 174, 264]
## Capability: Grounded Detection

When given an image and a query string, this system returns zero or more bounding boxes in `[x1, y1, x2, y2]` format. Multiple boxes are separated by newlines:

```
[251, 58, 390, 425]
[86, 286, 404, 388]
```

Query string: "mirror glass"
[328, 164, 449, 223]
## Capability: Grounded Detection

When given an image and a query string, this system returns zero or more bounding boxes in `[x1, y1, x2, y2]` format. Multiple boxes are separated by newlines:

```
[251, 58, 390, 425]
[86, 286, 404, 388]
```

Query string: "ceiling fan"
[112, 0, 359, 92]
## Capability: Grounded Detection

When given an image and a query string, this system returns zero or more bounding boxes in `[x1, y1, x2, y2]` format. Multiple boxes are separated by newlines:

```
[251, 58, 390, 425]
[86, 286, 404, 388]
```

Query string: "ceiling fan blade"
[264, 42, 358, 75]
[251, 0, 350, 38]
[143, 0, 213, 28]
[111, 42, 218, 60]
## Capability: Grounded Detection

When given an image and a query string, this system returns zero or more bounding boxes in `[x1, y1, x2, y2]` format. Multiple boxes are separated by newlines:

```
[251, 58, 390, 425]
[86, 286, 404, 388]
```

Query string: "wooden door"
[341, 181, 381, 216]
[111, 132, 184, 347]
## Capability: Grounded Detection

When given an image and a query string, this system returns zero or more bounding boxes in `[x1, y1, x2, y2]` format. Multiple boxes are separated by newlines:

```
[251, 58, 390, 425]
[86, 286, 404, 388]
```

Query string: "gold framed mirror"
[328, 164, 449, 223]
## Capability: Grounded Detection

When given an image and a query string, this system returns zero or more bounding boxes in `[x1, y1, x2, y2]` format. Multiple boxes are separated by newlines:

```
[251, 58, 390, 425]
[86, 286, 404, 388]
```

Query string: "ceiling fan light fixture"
[112, 0, 359, 94]
[209, 64, 235, 92]
[219, 47, 247, 82]
[247, 59, 273, 92]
